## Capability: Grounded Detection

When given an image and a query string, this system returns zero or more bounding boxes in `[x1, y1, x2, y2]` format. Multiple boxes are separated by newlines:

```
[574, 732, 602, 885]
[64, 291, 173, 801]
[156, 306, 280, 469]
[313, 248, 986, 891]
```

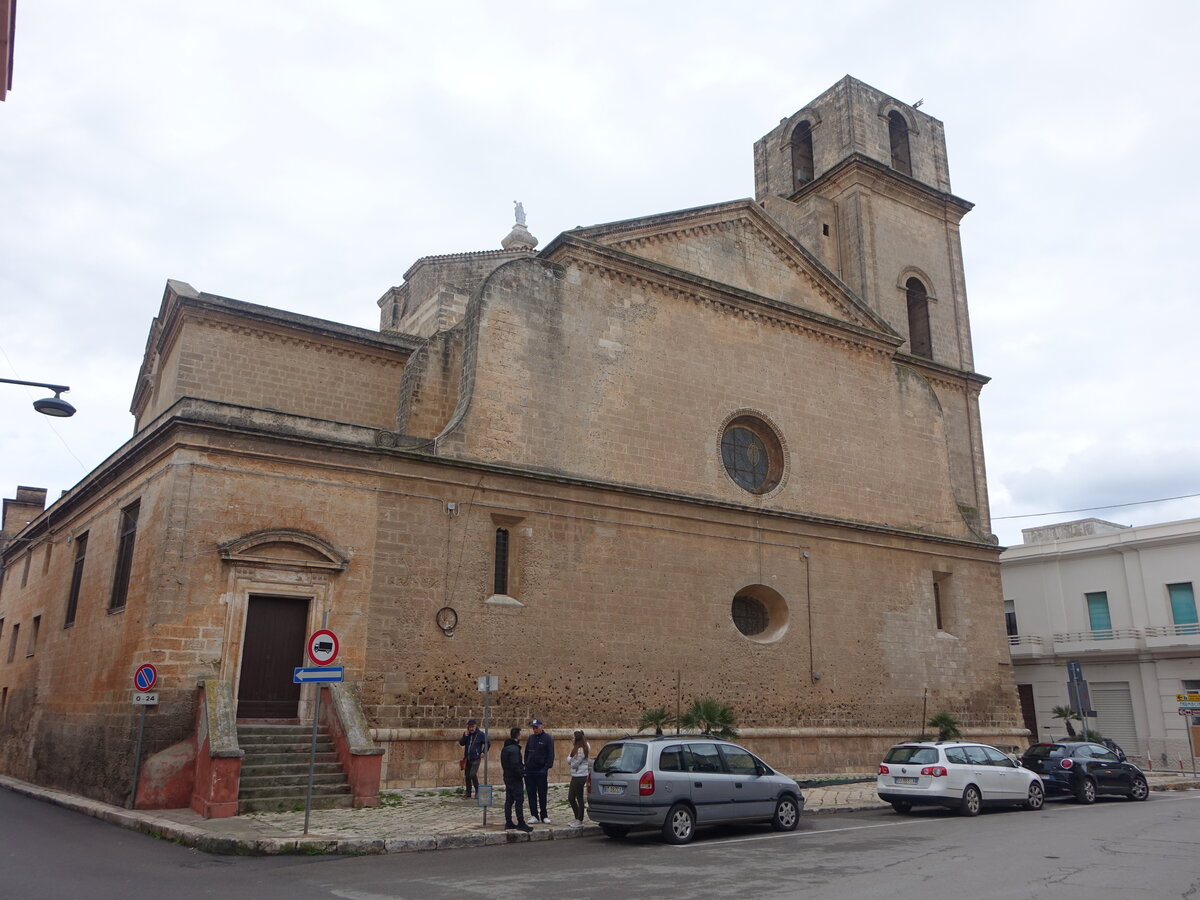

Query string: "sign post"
[127, 663, 158, 809]
[1177, 693, 1200, 776]
[1066, 660, 1096, 740]
[476, 675, 499, 826]
[299, 623, 339, 835]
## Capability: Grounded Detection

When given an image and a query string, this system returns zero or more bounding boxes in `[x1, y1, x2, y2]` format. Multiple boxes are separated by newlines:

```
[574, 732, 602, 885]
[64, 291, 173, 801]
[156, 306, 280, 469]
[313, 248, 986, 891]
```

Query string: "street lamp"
[0, 377, 76, 417]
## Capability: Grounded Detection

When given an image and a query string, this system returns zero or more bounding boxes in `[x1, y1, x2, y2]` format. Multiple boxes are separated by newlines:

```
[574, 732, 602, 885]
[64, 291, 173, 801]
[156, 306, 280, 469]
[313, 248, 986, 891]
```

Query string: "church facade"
[0, 76, 1024, 806]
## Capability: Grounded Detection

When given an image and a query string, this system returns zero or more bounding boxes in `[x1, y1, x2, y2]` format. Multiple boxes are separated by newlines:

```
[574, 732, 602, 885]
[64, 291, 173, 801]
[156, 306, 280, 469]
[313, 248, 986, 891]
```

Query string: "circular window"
[732, 594, 769, 636]
[729, 585, 789, 643]
[720, 415, 784, 494]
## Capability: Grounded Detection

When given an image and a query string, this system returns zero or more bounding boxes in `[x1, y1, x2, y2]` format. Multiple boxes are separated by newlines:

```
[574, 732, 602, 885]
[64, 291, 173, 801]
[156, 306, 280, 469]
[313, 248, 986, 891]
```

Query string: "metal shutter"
[1090, 682, 1138, 750]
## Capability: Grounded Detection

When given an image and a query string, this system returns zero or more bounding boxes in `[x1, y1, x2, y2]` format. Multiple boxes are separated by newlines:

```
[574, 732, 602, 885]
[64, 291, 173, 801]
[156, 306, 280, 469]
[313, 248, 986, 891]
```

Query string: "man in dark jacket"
[501, 726, 532, 832]
[457, 718, 489, 799]
[524, 718, 555, 823]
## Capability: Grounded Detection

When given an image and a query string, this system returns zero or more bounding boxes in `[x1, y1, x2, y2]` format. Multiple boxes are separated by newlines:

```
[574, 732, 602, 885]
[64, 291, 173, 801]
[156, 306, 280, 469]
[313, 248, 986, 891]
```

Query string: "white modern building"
[1001, 518, 1200, 768]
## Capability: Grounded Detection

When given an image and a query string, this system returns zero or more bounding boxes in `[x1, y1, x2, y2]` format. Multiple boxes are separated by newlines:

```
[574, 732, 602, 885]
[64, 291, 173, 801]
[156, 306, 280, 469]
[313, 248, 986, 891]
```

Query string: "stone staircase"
[236, 722, 353, 814]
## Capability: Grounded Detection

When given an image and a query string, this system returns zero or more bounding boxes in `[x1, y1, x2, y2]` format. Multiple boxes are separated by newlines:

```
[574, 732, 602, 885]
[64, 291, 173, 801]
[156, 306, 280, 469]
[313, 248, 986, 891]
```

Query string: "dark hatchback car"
[1019, 741, 1149, 803]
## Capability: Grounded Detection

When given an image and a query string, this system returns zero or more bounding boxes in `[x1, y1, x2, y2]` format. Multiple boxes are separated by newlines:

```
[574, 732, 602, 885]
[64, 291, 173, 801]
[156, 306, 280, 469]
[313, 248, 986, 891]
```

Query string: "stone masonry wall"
[439, 253, 973, 539]
[140, 312, 407, 432]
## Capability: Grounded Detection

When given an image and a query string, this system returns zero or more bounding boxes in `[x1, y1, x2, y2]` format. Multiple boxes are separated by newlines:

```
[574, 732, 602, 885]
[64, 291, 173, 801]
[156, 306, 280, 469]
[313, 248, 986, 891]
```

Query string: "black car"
[1019, 741, 1149, 803]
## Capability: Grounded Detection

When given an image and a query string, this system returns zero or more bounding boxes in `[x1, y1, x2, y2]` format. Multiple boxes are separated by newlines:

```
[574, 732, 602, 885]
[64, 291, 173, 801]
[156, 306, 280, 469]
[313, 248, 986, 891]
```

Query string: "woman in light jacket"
[567, 730, 591, 825]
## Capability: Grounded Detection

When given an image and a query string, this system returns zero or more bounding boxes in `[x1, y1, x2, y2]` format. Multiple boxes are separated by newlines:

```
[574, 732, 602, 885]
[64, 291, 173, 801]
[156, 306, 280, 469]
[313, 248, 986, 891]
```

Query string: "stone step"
[240, 752, 340, 769]
[241, 760, 342, 776]
[241, 740, 336, 756]
[239, 733, 335, 748]
[237, 793, 353, 815]
[239, 772, 348, 790]
[239, 781, 351, 801]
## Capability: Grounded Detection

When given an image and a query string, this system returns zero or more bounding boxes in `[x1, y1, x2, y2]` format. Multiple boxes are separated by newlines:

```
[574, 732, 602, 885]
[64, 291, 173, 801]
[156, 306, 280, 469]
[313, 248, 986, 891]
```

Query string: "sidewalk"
[2, 772, 1197, 856]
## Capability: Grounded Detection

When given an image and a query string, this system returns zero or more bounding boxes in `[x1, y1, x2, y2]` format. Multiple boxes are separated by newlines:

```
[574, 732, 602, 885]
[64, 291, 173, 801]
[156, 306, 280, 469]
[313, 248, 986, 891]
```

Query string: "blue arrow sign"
[293, 666, 345, 683]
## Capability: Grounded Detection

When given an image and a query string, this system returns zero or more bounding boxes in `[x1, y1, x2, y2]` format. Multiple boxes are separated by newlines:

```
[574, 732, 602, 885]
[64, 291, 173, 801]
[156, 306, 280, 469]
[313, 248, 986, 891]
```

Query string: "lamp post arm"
[0, 377, 71, 394]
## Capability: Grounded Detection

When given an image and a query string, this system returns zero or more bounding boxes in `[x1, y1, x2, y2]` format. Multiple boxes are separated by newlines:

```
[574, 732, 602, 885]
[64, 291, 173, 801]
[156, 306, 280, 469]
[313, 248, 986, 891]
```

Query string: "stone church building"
[0, 76, 1025, 811]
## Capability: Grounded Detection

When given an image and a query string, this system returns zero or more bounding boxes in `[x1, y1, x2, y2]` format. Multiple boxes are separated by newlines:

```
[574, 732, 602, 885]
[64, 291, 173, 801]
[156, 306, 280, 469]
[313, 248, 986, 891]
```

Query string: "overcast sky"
[2, 1, 1197, 547]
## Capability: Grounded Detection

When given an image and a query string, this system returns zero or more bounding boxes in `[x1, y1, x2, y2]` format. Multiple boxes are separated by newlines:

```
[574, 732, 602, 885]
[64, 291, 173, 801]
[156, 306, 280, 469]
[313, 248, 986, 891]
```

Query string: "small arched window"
[905, 277, 932, 359]
[791, 120, 814, 187]
[888, 111, 912, 176]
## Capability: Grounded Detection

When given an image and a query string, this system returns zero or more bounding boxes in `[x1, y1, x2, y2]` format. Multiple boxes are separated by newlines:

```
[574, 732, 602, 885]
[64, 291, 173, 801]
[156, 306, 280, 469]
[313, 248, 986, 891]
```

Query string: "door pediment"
[219, 529, 348, 571]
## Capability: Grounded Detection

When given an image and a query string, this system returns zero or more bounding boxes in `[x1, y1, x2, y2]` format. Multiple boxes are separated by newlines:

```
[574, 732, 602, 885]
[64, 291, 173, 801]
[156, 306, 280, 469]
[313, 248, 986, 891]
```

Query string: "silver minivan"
[587, 735, 804, 844]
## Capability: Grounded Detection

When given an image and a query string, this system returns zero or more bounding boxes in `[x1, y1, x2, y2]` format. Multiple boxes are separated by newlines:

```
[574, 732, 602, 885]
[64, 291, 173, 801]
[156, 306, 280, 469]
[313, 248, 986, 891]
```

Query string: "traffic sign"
[1179, 708, 1199, 716]
[477, 675, 499, 692]
[132, 691, 159, 705]
[1066, 660, 1083, 683]
[307, 629, 339, 666]
[293, 666, 344, 683]
[133, 663, 158, 692]
[1176, 693, 1200, 702]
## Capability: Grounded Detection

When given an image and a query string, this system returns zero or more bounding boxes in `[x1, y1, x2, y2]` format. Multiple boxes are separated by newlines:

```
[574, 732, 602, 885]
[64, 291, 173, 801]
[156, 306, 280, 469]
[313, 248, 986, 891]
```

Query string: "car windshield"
[1023, 744, 1067, 759]
[883, 746, 938, 765]
[593, 743, 648, 774]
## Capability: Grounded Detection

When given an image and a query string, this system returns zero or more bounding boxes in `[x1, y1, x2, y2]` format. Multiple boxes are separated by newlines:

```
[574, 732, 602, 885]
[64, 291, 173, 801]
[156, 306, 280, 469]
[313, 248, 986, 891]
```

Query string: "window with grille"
[720, 415, 784, 495]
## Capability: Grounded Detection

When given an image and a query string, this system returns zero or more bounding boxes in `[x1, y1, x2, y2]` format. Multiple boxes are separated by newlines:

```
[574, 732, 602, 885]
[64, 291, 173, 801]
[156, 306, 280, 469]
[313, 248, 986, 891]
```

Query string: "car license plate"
[601, 784, 623, 795]
[894, 776, 919, 785]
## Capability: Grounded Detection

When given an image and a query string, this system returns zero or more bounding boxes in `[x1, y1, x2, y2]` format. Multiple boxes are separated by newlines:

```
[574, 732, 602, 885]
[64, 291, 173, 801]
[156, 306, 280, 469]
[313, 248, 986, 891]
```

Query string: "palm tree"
[638, 707, 673, 736]
[1051, 705, 1080, 738]
[679, 697, 738, 739]
[926, 711, 962, 741]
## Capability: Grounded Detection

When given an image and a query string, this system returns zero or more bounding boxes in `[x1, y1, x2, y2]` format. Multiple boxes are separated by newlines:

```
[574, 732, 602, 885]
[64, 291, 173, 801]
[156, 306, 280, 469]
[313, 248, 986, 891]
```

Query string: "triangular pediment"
[561, 200, 894, 335]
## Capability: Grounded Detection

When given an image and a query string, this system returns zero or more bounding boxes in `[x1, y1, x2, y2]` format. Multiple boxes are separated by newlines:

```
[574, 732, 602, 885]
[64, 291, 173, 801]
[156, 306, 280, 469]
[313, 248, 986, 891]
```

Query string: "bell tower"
[755, 76, 992, 539]
[754, 75, 975, 374]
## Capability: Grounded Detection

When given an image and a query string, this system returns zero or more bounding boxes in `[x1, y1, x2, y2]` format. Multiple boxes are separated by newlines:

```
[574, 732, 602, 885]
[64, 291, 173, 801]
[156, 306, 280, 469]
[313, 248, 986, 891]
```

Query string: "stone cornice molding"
[895, 351, 990, 391]
[556, 199, 893, 335]
[549, 235, 901, 359]
[790, 152, 972, 220]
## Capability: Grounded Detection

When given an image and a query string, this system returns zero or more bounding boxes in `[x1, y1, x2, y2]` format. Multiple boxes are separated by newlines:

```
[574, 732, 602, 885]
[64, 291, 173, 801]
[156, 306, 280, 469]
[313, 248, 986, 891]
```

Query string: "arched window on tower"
[888, 111, 912, 176]
[906, 277, 932, 359]
[791, 120, 814, 187]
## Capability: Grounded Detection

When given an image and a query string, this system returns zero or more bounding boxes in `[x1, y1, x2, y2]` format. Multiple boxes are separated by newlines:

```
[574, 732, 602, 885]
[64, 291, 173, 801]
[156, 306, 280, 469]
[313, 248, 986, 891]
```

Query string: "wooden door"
[237, 595, 308, 718]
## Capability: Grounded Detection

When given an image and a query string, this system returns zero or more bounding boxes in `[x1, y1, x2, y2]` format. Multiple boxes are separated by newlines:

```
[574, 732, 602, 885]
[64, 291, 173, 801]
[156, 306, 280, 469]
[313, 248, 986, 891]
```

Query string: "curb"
[5, 774, 1196, 856]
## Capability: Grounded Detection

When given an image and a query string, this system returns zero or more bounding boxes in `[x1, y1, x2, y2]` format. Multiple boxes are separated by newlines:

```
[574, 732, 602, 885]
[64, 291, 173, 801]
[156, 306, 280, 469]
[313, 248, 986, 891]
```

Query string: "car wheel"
[1128, 776, 1149, 801]
[959, 784, 982, 817]
[1074, 777, 1096, 804]
[600, 824, 630, 839]
[662, 803, 696, 845]
[771, 795, 800, 831]
[1023, 781, 1045, 811]
[890, 801, 913, 814]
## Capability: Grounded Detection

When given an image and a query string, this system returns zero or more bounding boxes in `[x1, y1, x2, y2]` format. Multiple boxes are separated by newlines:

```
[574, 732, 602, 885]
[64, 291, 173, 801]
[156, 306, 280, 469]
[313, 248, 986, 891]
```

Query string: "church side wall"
[355, 465, 1018, 784]
[444, 256, 972, 539]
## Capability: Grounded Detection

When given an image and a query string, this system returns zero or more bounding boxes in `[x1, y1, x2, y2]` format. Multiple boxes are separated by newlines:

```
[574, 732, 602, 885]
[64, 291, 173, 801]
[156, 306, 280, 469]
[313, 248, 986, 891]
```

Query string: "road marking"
[676, 817, 929, 848]
[674, 792, 1200, 848]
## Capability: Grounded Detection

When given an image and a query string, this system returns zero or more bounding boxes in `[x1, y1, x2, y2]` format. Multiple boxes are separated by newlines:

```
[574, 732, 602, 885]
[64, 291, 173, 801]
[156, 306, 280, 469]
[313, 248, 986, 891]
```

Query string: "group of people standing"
[458, 718, 591, 832]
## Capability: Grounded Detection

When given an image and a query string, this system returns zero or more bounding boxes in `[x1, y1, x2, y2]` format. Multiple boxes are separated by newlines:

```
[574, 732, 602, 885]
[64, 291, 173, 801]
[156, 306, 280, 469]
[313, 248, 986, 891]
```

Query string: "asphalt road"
[4, 789, 1198, 899]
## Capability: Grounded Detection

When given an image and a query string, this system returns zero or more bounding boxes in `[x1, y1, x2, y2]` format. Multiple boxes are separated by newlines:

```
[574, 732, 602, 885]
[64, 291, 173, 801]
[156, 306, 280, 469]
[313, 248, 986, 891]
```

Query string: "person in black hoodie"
[524, 718, 555, 823]
[501, 726, 532, 832]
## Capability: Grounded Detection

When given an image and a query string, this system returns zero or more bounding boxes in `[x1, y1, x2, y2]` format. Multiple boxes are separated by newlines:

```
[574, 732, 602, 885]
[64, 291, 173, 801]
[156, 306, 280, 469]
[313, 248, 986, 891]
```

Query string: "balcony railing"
[1008, 634, 1044, 647]
[1144, 623, 1200, 638]
[1053, 628, 1140, 643]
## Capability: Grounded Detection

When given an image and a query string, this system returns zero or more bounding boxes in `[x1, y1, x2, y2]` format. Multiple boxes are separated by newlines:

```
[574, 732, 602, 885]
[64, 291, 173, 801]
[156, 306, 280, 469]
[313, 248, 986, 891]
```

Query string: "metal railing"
[1053, 628, 1141, 643]
[1144, 622, 1200, 638]
[1007, 634, 1044, 647]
